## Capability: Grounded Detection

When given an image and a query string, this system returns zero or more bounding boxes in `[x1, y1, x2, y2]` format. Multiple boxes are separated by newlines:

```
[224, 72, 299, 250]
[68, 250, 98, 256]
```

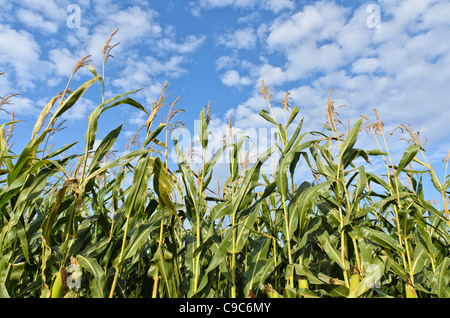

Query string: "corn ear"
[264, 284, 282, 298]
[349, 267, 360, 294]
[298, 275, 309, 289]
[51, 267, 66, 298]
[405, 278, 418, 298]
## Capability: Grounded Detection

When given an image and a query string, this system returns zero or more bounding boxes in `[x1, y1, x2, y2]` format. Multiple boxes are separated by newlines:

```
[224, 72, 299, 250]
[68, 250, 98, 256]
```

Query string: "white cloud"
[266, 1, 348, 50]
[17, 9, 59, 34]
[197, 0, 255, 9]
[351, 57, 380, 74]
[192, 0, 294, 15]
[17, 0, 67, 23]
[0, 24, 43, 90]
[221, 70, 252, 87]
[262, 0, 294, 13]
[111, 54, 187, 107]
[108, 6, 160, 40]
[212, 0, 450, 159]
[0, 95, 39, 119]
[284, 41, 345, 80]
[217, 27, 257, 50]
[419, 1, 450, 28]
[215, 55, 240, 70]
[256, 63, 286, 86]
[157, 34, 206, 54]
[48, 48, 80, 77]
[77, 6, 161, 65]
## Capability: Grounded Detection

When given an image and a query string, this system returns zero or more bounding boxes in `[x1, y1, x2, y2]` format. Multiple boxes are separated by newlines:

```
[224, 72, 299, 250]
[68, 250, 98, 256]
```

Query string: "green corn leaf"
[200, 145, 226, 178]
[292, 264, 325, 285]
[347, 257, 385, 298]
[285, 181, 310, 238]
[277, 123, 287, 146]
[79, 237, 111, 258]
[15, 220, 29, 264]
[76, 255, 106, 298]
[275, 151, 293, 199]
[354, 165, 367, 203]
[259, 109, 277, 126]
[120, 221, 155, 265]
[205, 227, 233, 275]
[411, 241, 429, 275]
[230, 146, 273, 219]
[41, 183, 71, 241]
[230, 135, 247, 183]
[48, 75, 100, 126]
[153, 246, 177, 298]
[66, 199, 79, 237]
[125, 154, 155, 218]
[7, 128, 52, 185]
[284, 118, 305, 154]
[199, 105, 208, 149]
[153, 157, 179, 225]
[361, 226, 405, 254]
[0, 283, 9, 298]
[317, 230, 345, 270]
[286, 106, 300, 128]
[395, 144, 421, 179]
[83, 149, 150, 186]
[31, 94, 60, 141]
[289, 180, 333, 239]
[87, 123, 123, 175]
[243, 237, 273, 297]
[432, 257, 450, 298]
[173, 138, 199, 217]
[85, 90, 143, 152]
[233, 200, 261, 253]
[338, 118, 363, 170]
[101, 95, 147, 115]
[85, 106, 101, 152]
[43, 141, 78, 160]
[142, 122, 167, 148]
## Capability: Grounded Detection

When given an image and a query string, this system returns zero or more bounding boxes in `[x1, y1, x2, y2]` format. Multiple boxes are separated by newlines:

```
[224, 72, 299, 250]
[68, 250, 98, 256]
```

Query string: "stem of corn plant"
[153, 208, 167, 298]
[378, 131, 416, 291]
[364, 118, 414, 284]
[282, 198, 294, 288]
[109, 214, 131, 298]
[152, 274, 160, 298]
[230, 177, 237, 298]
[262, 84, 294, 289]
[231, 226, 237, 298]
[193, 148, 206, 295]
[414, 155, 450, 227]
[329, 112, 350, 288]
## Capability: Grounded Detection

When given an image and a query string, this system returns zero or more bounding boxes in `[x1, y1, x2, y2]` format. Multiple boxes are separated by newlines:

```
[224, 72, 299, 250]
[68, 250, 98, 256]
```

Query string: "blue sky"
[1, 0, 450, 199]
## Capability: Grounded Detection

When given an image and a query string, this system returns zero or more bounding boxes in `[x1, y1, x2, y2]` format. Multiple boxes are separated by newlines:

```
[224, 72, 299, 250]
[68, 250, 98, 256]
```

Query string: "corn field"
[1, 34, 449, 299]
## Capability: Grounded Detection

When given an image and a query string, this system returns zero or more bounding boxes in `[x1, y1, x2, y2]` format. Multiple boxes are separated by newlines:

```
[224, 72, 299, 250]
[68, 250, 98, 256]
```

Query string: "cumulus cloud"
[262, 0, 295, 13]
[217, 27, 257, 50]
[48, 48, 82, 78]
[16, 0, 67, 24]
[221, 70, 252, 87]
[213, 0, 450, 160]
[157, 34, 206, 54]
[266, 1, 348, 50]
[191, 0, 294, 16]
[16, 9, 59, 34]
[0, 24, 43, 90]
[0, 95, 38, 119]
[60, 97, 96, 121]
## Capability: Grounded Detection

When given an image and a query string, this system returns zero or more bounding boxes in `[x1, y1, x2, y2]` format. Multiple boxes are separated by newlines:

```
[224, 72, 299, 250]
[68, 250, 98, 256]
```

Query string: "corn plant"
[0, 31, 449, 298]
